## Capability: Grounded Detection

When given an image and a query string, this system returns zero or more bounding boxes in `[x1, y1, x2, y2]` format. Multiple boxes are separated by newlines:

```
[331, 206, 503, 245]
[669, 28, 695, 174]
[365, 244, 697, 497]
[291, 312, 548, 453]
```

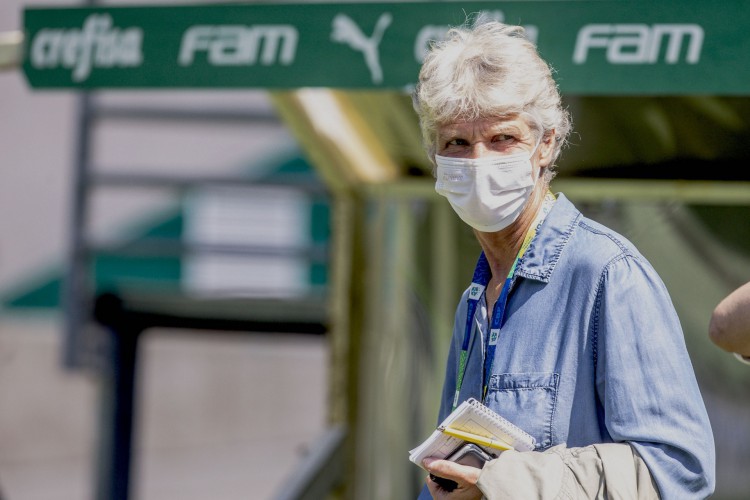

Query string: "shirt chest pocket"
[484, 372, 559, 451]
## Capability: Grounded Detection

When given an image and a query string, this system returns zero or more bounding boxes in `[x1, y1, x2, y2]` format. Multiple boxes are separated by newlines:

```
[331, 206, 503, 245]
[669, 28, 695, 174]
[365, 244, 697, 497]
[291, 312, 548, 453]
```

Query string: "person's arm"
[594, 254, 715, 498]
[476, 443, 658, 499]
[709, 281, 750, 358]
[417, 293, 477, 500]
[423, 443, 658, 499]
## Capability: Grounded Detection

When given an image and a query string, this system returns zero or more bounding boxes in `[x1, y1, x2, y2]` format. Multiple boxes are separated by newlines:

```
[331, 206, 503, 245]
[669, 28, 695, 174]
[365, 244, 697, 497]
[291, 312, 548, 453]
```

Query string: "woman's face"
[436, 115, 542, 161]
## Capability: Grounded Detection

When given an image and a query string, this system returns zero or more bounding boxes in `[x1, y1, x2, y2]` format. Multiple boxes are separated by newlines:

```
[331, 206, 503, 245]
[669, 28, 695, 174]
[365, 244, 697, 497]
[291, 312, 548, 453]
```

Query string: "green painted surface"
[22, 1, 750, 94]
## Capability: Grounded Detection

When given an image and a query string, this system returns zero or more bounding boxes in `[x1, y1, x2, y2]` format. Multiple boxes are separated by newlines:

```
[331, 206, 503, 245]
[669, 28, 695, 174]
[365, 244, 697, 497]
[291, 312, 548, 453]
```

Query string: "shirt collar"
[515, 192, 581, 283]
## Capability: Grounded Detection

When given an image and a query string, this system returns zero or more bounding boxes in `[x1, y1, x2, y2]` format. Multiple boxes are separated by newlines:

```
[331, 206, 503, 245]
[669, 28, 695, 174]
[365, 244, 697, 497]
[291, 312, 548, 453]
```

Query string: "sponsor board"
[21, 1, 750, 94]
[29, 14, 142, 82]
[574, 24, 703, 65]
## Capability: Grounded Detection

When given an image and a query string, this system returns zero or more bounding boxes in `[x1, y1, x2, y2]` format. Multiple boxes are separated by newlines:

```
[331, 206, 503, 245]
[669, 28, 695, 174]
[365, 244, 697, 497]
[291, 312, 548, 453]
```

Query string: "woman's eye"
[492, 134, 514, 143]
[447, 138, 469, 147]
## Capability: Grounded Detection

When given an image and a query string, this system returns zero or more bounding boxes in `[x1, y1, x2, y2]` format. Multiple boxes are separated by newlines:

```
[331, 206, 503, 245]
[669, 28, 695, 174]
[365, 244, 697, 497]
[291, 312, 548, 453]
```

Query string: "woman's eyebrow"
[486, 122, 524, 135]
[437, 120, 525, 141]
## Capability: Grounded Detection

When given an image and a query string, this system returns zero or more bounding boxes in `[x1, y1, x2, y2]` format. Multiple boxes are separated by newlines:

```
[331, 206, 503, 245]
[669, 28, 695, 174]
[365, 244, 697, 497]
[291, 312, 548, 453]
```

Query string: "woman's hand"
[424, 458, 483, 500]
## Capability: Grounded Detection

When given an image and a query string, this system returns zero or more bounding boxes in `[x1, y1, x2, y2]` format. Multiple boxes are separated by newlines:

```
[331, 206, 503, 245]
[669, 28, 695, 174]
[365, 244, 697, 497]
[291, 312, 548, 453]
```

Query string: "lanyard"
[452, 192, 556, 411]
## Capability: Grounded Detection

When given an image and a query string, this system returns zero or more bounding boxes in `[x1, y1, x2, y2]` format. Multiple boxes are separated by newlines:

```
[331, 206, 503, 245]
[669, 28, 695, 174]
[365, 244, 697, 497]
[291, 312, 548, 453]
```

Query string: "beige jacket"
[476, 443, 659, 500]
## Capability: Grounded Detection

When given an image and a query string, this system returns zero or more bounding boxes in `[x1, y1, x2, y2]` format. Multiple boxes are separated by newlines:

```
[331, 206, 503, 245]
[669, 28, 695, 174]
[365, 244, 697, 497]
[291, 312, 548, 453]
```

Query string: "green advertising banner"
[21, 1, 750, 94]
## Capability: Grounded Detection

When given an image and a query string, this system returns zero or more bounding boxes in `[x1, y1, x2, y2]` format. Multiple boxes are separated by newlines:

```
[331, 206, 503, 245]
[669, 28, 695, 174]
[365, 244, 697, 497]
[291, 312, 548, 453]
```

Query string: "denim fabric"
[421, 194, 715, 499]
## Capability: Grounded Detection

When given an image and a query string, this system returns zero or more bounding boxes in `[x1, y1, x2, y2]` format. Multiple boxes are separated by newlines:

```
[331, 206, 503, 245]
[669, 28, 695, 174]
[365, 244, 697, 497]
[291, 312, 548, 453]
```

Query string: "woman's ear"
[538, 130, 556, 167]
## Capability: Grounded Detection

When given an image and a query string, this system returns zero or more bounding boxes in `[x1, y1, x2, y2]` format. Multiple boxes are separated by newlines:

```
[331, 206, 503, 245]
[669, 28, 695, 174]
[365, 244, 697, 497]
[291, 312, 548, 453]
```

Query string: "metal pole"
[109, 325, 140, 500]
[63, 91, 93, 368]
[94, 322, 141, 500]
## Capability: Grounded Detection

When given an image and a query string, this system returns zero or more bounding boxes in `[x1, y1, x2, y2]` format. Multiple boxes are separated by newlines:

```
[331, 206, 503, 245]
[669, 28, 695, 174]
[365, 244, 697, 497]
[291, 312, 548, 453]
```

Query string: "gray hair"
[413, 21, 571, 180]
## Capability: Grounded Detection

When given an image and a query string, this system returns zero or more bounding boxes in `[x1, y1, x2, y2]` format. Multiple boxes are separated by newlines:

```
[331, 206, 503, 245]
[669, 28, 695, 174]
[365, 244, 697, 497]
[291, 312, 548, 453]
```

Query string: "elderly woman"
[413, 21, 715, 499]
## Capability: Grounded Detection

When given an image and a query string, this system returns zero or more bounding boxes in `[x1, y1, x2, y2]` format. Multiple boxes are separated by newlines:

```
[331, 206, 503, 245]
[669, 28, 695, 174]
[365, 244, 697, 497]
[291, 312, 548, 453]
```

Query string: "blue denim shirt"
[421, 194, 715, 499]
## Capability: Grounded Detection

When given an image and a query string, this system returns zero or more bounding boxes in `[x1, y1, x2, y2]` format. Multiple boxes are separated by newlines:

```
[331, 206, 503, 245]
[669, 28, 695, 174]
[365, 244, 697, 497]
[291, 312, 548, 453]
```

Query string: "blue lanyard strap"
[452, 192, 556, 411]
[453, 254, 490, 410]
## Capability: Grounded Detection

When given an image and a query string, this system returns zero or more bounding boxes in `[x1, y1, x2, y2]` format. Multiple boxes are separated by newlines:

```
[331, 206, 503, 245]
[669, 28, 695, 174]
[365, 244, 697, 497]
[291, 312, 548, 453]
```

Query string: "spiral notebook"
[409, 398, 535, 468]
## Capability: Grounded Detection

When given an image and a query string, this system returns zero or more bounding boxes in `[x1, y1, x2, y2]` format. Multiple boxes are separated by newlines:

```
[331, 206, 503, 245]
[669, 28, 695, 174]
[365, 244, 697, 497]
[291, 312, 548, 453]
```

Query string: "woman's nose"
[466, 142, 491, 159]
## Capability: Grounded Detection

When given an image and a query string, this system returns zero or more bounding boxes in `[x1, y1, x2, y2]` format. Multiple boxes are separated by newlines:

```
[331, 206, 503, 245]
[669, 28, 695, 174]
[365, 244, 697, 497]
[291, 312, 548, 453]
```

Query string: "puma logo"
[331, 13, 392, 84]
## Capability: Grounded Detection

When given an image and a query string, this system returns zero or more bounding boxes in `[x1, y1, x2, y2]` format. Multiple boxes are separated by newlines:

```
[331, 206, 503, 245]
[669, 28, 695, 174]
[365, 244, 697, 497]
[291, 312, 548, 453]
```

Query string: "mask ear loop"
[529, 135, 543, 158]
[526, 133, 545, 182]
[521, 109, 555, 184]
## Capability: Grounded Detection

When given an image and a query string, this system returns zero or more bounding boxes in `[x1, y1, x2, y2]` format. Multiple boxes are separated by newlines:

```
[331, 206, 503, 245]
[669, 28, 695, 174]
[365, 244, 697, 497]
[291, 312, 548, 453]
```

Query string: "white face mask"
[434, 145, 539, 232]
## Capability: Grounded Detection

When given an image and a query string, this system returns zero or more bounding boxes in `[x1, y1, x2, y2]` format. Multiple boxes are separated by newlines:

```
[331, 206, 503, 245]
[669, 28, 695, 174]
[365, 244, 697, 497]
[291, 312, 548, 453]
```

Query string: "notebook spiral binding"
[466, 398, 535, 451]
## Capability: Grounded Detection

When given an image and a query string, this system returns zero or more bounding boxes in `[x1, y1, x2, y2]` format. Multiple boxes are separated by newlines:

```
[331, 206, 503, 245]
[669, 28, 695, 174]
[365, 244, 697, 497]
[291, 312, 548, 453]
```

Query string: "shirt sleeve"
[415, 294, 468, 500]
[594, 253, 715, 498]
[436, 290, 470, 424]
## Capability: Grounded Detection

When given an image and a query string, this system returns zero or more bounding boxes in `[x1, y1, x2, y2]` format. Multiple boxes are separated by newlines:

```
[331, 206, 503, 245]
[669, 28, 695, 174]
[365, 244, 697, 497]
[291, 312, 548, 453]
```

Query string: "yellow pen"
[442, 427, 514, 452]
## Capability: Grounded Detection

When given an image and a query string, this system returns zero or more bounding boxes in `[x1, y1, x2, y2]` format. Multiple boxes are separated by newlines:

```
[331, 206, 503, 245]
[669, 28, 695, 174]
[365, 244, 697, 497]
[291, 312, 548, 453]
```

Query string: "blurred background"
[1, 2, 332, 499]
[2, 1, 750, 500]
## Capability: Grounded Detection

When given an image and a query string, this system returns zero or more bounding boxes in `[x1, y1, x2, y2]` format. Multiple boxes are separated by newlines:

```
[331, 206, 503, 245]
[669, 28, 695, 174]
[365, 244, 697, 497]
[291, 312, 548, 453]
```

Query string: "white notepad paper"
[409, 398, 535, 469]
